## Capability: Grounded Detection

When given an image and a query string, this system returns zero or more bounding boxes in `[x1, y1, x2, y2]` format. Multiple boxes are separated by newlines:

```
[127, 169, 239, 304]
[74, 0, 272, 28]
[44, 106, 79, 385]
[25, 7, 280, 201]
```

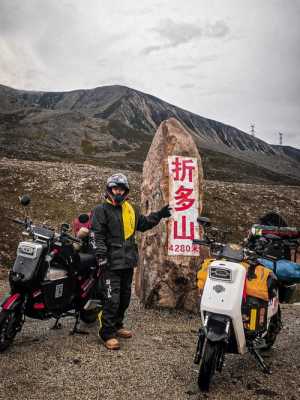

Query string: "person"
[91, 173, 171, 350]
[73, 212, 92, 237]
[72, 212, 92, 253]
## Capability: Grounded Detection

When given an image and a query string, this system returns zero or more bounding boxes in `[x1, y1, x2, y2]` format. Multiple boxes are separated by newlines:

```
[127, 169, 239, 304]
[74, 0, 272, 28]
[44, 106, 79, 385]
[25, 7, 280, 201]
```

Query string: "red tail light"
[33, 303, 45, 310]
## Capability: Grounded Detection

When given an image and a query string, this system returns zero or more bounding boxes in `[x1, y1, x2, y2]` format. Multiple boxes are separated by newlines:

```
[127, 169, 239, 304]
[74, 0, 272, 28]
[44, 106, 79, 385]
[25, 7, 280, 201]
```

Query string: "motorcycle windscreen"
[221, 244, 244, 262]
[12, 242, 44, 282]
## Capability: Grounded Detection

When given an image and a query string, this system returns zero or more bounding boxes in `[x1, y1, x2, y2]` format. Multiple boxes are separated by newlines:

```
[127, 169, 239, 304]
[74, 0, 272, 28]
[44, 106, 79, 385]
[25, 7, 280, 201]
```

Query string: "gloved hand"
[159, 204, 172, 219]
[96, 256, 108, 268]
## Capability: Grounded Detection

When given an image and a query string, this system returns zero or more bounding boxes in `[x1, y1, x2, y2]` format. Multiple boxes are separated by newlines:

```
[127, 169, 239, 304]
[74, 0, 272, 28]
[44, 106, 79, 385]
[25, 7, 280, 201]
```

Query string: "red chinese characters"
[174, 215, 195, 240]
[168, 156, 199, 256]
[171, 157, 195, 182]
[174, 185, 195, 211]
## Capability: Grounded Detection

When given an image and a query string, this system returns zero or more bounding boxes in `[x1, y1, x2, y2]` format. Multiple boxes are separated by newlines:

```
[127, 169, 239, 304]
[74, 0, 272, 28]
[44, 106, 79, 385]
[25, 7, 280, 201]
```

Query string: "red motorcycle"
[0, 195, 102, 352]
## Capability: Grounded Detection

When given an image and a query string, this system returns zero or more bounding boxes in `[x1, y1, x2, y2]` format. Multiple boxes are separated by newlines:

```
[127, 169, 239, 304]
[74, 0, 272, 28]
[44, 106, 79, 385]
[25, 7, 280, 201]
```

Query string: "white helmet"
[106, 173, 129, 190]
[106, 173, 129, 205]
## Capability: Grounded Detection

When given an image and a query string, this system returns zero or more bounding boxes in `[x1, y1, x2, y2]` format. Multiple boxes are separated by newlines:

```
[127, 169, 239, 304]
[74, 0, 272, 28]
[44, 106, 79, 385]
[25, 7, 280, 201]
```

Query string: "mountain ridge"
[0, 84, 299, 185]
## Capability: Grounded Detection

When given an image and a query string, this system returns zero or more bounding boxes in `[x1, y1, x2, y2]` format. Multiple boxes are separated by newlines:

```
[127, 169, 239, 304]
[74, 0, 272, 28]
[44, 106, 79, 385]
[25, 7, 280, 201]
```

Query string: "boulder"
[135, 118, 207, 312]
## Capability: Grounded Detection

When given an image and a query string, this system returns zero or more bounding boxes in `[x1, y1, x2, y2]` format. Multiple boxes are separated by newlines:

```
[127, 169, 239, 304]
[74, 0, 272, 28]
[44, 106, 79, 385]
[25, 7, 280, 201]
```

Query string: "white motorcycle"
[193, 217, 282, 391]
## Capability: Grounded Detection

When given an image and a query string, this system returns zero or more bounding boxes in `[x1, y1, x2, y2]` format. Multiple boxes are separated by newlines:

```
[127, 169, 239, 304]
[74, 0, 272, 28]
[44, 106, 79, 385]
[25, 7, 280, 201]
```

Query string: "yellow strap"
[105, 198, 135, 240]
[98, 309, 103, 330]
[122, 201, 136, 240]
[249, 309, 257, 330]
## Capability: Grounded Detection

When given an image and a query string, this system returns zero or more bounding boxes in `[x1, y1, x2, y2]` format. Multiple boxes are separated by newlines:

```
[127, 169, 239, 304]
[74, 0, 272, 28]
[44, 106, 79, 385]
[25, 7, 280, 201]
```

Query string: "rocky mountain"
[272, 145, 300, 163]
[0, 84, 299, 184]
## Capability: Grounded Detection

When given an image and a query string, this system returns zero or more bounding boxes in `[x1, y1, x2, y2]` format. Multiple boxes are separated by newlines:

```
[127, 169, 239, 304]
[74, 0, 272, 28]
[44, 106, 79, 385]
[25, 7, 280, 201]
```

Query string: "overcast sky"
[0, 0, 299, 147]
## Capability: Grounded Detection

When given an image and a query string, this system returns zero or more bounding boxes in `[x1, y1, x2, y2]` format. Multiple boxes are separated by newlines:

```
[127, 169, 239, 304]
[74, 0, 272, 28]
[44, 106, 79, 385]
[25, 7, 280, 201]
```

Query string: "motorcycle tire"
[0, 310, 23, 352]
[263, 306, 282, 351]
[198, 339, 221, 392]
[80, 307, 101, 324]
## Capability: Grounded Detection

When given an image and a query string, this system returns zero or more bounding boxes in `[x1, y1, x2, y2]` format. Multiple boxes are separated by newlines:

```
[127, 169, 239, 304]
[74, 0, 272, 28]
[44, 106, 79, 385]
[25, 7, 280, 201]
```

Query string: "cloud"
[180, 83, 195, 89]
[199, 55, 219, 62]
[142, 18, 230, 54]
[154, 18, 203, 47]
[204, 20, 230, 38]
[171, 64, 197, 71]
[141, 44, 166, 55]
[0, 36, 47, 89]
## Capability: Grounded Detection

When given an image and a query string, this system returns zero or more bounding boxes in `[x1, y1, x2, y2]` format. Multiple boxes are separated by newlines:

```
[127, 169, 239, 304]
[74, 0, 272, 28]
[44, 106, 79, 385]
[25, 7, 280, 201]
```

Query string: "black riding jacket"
[91, 201, 162, 270]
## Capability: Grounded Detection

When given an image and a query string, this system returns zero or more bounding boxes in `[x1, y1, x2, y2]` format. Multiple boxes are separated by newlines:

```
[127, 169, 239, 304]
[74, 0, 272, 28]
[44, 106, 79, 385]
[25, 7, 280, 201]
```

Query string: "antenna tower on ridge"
[279, 132, 283, 146]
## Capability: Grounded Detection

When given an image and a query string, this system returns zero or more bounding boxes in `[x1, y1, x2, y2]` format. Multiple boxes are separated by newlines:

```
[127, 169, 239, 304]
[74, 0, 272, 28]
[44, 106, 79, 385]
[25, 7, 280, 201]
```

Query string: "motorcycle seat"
[77, 253, 97, 274]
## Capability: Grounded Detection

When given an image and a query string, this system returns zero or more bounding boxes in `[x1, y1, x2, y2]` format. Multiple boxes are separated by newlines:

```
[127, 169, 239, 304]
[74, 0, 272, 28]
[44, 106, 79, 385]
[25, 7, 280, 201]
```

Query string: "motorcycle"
[193, 217, 285, 391]
[247, 222, 300, 302]
[0, 195, 102, 352]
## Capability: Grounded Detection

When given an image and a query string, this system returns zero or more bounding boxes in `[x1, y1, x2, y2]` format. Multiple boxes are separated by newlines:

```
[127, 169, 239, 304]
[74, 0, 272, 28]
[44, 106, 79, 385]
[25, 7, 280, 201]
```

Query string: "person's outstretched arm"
[137, 204, 172, 232]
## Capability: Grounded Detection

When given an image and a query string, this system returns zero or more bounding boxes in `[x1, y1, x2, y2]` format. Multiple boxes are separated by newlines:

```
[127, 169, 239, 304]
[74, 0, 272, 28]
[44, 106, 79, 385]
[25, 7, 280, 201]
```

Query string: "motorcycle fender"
[0, 292, 11, 310]
[206, 330, 228, 342]
[206, 315, 230, 343]
[1, 293, 22, 311]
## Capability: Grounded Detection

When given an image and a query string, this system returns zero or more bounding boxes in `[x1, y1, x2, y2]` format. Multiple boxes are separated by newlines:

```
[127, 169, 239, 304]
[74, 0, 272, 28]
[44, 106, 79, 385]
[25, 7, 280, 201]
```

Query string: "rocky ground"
[0, 270, 299, 400]
[0, 157, 300, 400]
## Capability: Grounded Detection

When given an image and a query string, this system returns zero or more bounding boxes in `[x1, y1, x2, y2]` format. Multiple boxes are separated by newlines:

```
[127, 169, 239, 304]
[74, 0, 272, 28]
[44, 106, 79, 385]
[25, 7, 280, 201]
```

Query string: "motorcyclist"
[91, 173, 171, 350]
[72, 212, 92, 253]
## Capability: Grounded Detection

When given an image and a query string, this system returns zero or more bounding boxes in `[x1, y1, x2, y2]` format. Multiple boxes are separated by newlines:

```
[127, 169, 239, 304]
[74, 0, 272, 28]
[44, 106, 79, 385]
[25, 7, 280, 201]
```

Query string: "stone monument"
[135, 118, 206, 312]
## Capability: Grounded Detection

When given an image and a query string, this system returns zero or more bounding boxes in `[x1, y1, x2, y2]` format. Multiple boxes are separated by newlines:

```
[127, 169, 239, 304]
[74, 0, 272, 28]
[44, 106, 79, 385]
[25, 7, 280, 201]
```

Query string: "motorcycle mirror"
[61, 223, 70, 232]
[197, 216, 211, 226]
[19, 194, 31, 206]
[78, 213, 90, 224]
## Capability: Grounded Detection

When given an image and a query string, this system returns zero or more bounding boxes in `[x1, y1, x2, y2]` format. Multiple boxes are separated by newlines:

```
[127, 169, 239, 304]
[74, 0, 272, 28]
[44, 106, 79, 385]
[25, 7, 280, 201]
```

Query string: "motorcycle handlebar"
[192, 239, 211, 246]
[12, 218, 25, 226]
[11, 216, 81, 244]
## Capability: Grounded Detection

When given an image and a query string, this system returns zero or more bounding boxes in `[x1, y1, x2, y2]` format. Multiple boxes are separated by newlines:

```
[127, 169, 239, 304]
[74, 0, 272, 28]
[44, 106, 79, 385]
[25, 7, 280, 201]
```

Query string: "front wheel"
[198, 339, 222, 392]
[0, 310, 23, 352]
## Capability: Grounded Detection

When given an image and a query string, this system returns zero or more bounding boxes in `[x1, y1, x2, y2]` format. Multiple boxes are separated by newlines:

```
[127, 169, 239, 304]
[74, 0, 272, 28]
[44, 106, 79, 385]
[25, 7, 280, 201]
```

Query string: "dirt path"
[0, 273, 299, 400]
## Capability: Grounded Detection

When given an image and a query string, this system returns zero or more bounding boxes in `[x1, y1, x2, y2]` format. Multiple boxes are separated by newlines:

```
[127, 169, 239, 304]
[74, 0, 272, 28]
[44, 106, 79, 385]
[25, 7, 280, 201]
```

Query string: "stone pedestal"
[135, 118, 207, 312]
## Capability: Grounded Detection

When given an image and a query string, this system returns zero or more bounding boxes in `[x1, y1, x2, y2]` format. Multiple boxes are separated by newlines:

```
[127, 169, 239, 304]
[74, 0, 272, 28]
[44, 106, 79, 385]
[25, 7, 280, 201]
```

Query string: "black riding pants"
[99, 268, 134, 341]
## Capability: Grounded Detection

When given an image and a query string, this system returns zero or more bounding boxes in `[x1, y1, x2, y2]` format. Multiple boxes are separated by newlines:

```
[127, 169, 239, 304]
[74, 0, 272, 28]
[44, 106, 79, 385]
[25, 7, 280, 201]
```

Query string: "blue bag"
[259, 258, 300, 284]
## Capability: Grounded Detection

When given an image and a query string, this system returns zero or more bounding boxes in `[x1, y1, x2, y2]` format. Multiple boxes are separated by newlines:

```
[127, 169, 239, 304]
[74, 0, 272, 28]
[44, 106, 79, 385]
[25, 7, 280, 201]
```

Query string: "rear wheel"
[198, 339, 221, 392]
[263, 306, 282, 351]
[0, 310, 23, 352]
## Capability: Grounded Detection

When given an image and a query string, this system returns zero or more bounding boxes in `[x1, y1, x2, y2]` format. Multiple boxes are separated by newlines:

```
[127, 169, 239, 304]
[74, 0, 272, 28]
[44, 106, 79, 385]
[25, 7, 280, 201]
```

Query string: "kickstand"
[249, 346, 271, 374]
[70, 312, 89, 335]
[51, 318, 62, 330]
